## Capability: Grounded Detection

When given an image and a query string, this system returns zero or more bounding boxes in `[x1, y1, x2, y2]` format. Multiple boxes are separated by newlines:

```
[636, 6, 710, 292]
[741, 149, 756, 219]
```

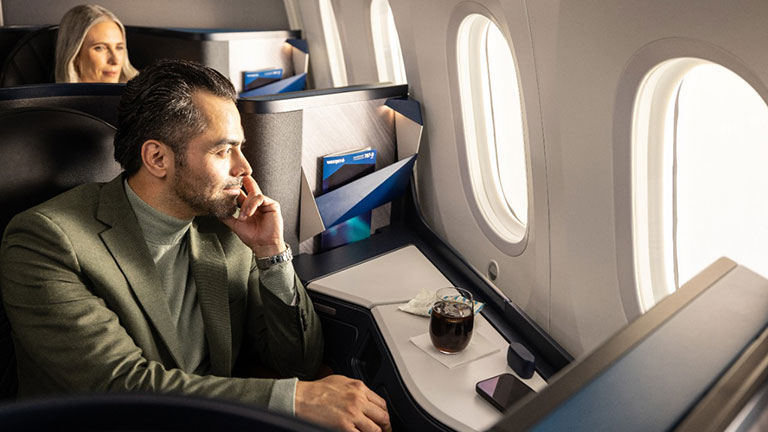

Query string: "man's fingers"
[238, 193, 265, 220]
[365, 388, 388, 411]
[353, 414, 383, 432]
[242, 175, 261, 195]
[238, 184, 281, 219]
[295, 376, 391, 432]
[361, 400, 390, 432]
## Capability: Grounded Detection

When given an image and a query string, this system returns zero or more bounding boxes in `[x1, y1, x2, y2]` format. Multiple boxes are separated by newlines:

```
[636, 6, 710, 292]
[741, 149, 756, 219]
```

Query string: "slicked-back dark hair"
[114, 59, 237, 176]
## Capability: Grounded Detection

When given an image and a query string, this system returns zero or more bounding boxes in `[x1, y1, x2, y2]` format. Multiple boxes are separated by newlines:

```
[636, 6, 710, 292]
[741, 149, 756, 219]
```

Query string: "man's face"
[171, 91, 250, 219]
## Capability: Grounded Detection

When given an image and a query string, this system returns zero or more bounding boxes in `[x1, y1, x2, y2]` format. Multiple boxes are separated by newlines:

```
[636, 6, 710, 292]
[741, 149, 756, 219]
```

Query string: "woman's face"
[75, 20, 125, 83]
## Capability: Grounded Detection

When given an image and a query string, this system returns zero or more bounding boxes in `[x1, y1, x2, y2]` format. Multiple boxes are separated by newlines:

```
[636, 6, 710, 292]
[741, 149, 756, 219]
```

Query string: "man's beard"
[172, 165, 241, 219]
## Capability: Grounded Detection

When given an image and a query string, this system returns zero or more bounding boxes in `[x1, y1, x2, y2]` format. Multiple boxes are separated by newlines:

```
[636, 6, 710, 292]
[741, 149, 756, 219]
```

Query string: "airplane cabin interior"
[0, 1, 766, 431]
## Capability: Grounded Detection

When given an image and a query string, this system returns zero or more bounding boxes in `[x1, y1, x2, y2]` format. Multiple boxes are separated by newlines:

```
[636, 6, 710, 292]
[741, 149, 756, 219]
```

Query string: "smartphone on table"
[475, 373, 535, 412]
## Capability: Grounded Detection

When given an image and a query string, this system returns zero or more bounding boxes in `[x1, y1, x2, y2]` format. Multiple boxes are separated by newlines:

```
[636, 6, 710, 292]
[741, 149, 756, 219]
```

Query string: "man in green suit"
[0, 60, 390, 432]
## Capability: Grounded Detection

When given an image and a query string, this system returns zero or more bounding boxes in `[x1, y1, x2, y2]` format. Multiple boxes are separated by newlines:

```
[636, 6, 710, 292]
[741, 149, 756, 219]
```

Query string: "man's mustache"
[224, 180, 243, 189]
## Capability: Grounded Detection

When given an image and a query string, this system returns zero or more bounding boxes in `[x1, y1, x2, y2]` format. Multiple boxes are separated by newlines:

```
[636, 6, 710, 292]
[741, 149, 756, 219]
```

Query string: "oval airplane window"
[318, 0, 348, 86]
[456, 14, 529, 245]
[370, 0, 407, 84]
[633, 59, 768, 311]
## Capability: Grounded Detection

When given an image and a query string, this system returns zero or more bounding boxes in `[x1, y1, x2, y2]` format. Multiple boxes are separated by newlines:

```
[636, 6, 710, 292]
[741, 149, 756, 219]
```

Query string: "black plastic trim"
[0, 83, 124, 100]
[125, 26, 301, 41]
[309, 291, 453, 432]
[238, 83, 408, 113]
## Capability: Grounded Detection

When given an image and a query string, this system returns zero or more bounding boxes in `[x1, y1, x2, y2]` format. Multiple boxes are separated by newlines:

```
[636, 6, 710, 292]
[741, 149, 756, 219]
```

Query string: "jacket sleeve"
[243, 256, 324, 381]
[0, 211, 286, 408]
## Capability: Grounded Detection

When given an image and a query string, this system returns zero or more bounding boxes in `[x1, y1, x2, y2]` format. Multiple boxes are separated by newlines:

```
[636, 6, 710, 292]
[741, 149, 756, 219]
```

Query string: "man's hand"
[220, 176, 285, 257]
[296, 375, 391, 432]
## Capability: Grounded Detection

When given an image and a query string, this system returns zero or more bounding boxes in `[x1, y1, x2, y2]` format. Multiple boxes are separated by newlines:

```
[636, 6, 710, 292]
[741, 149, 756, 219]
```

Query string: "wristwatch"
[256, 244, 293, 270]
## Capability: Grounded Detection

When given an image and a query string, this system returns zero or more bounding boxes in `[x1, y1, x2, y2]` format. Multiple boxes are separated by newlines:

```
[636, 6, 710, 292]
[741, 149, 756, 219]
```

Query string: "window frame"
[452, 12, 531, 254]
[632, 57, 768, 312]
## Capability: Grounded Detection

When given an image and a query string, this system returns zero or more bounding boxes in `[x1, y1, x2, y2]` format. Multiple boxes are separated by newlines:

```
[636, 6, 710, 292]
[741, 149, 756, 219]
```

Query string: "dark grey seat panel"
[0, 26, 58, 88]
[0, 26, 45, 73]
[0, 83, 124, 126]
[0, 107, 121, 400]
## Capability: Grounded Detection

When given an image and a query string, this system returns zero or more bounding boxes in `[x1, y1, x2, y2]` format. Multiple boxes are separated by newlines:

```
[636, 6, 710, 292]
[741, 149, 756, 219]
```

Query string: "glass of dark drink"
[429, 287, 474, 354]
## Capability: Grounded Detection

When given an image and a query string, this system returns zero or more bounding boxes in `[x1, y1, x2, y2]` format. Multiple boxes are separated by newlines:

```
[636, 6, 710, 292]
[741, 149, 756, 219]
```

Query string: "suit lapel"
[189, 226, 232, 376]
[96, 176, 187, 370]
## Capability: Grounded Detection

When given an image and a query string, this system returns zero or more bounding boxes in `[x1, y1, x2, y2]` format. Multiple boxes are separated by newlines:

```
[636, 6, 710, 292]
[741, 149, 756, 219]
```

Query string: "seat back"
[0, 26, 58, 87]
[0, 393, 326, 431]
[0, 83, 124, 126]
[0, 107, 122, 400]
[0, 26, 44, 72]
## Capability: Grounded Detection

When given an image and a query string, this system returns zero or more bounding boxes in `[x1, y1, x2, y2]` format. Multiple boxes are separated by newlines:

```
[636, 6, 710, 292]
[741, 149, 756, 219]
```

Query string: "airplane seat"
[0, 297, 13, 401]
[0, 83, 124, 127]
[0, 26, 57, 88]
[0, 393, 327, 431]
[0, 107, 122, 400]
[0, 26, 45, 73]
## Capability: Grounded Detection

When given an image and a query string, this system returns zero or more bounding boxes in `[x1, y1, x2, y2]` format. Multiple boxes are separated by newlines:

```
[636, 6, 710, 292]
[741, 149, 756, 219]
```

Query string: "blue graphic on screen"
[320, 149, 377, 250]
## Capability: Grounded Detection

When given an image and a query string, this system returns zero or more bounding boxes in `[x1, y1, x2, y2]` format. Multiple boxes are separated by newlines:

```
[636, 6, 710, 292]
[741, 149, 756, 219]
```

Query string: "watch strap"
[256, 244, 293, 270]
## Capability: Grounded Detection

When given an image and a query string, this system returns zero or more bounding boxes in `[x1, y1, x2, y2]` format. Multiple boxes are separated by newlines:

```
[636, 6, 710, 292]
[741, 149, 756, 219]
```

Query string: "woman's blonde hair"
[55, 4, 138, 83]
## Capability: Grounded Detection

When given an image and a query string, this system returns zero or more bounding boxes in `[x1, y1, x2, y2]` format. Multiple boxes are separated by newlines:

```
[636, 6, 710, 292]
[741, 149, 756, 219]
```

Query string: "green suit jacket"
[0, 175, 323, 407]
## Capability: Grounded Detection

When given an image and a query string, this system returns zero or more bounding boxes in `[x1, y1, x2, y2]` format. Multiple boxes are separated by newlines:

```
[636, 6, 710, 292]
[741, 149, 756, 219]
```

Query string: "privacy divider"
[126, 27, 307, 94]
[237, 83, 417, 254]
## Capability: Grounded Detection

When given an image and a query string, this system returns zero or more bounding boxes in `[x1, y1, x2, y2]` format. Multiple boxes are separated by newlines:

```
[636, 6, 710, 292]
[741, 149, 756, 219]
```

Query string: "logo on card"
[353, 152, 375, 161]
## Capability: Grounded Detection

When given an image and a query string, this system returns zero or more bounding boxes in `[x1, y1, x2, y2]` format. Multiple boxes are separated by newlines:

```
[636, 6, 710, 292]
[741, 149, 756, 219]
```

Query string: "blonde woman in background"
[55, 4, 138, 83]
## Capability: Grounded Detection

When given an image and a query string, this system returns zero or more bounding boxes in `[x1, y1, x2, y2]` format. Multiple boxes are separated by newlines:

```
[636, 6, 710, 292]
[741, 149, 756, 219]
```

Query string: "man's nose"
[232, 148, 252, 177]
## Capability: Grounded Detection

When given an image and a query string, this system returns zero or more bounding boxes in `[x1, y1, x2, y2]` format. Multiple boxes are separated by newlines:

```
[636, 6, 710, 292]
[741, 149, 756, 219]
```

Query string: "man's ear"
[140, 140, 173, 178]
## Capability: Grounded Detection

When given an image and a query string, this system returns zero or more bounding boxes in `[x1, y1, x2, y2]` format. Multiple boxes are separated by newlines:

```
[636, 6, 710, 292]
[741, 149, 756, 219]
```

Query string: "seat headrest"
[0, 107, 122, 235]
[0, 26, 58, 87]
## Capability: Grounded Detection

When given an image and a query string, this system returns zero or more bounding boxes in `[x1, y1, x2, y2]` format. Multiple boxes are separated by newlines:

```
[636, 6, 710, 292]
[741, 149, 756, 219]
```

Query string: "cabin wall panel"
[527, 0, 768, 356]
[526, 0, 629, 357]
[333, 0, 378, 85]
[391, 0, 551, 336]
[1, 0, 289, 30]
[295, 1, 328, 90]
[392, 0, 768, 359]
[294, 0, 378, 89]
[389, 0, 421, 89]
